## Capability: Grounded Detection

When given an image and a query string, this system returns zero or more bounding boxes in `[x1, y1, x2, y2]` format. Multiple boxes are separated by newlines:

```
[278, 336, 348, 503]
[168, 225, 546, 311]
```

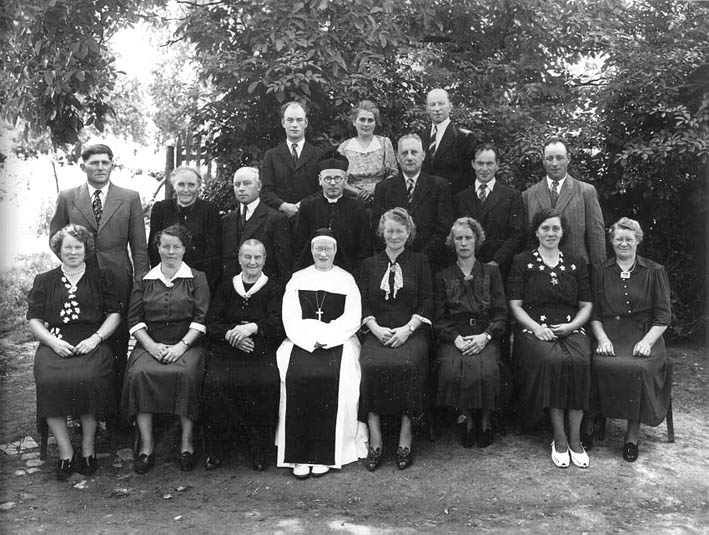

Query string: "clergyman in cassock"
[275, 229, 366, 479]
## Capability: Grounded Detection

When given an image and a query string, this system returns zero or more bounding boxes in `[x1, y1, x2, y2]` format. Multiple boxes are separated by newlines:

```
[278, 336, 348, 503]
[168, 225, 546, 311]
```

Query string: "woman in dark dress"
[590, 217, 672, 462]
[122, 224, 210, 474]
[433, 218, 507, 448]
[203, 239, 284, 471]
[508, 209, 593, 469]
[358, 207, 433, 471]
[148, 166, 222, 289]
[28, 224, 121, 479]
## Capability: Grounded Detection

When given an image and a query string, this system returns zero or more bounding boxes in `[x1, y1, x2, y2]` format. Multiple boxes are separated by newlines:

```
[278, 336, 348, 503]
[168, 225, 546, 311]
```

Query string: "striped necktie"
[429, 126, 438, 157]
[406, 178, 415, 203]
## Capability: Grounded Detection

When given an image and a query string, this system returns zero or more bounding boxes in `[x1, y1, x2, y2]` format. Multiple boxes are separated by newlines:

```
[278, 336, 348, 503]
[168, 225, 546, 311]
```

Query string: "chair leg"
[666, 399, 675, 443]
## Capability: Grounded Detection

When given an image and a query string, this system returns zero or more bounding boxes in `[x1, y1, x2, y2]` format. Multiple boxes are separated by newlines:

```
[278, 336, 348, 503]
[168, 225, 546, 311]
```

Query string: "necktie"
[429, 126, 438, 156]
[239, 203, 247, 232]
[550, 180, 559, 207]
[291, 143, 299, 163]
[478, 184, 488, 204]
[406, 178, 415, 203]
[92, 190, 103, 225]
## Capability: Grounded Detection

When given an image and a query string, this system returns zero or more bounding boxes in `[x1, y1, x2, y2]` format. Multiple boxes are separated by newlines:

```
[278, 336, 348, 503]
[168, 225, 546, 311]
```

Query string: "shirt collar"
[288, 139, 305, 153]
[88, 182, 110, 198]
[403, 171, 421, 184]
[546, 175, 568, 190]
[241, 197, 260, 218]
[432, 118, 450, 137]
[323, 192, 344, 203]
[476, 178, 496, 192]
[143, 262, 193, 287]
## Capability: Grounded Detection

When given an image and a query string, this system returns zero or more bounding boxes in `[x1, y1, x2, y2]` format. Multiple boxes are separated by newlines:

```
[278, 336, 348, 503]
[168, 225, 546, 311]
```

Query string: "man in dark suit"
[373, 134, 454, 274]
[50, 143, 149, 413]
[293, 153, 371, 274]
[455, 143, 525, 279]
[221, 166, 292, 283]
[420, 89, 476, 195]
[260, 101, 325, 219]
[522, 138, 606, 266]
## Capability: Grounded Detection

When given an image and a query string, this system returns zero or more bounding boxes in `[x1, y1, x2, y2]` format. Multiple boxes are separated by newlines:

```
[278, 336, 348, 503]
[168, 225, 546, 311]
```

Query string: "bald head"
[426, 88, 452, 125]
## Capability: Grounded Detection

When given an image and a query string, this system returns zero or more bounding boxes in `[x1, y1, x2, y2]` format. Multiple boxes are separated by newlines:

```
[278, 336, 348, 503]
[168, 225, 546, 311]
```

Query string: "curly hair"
[445, 217, 486, 252]
[377, 207, 416, 245]
[49, 224, 95, 259]
[608, 217, 643, 245]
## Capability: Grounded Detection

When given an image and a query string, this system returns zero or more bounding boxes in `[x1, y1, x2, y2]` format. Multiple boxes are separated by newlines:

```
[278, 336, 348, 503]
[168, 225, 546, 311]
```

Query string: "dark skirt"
[121, 323, 205, 421]
[433, 341, 502, 411]
[514, 329, 591, 426]
[359, 330, 429, 422]
[34, 331, 115, 423]
[591, 316, 671, 426]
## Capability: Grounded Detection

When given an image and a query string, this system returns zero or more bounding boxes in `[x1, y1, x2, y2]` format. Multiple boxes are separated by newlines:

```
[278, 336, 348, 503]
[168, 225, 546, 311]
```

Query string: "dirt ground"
[0, 338, 707, 535]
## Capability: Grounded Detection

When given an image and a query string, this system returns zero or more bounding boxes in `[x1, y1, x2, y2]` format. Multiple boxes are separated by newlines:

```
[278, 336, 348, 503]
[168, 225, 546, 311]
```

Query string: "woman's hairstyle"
[169, 165, 202, 186]
[377, 207, 416, 245]
[154, 223, 192, 250]
[239, 238, 267, 258]
[608, 217, 643, 244]
[530, 208, 568, 247]
[351, 100, 381, 126]
[445, 217, 486, 252]
[50, 224, 95, 258]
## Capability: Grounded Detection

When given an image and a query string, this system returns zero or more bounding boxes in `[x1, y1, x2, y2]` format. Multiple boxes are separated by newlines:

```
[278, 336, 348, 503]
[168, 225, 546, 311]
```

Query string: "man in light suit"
[420, 89, 476, 195]
[260, 101, 325, 219]
[455, 143, 525, 279]
[221, 166, 292, 283]
[50, 143, 149, 414]
[522, 138, 606, 266]
[373, 134, 454, 274]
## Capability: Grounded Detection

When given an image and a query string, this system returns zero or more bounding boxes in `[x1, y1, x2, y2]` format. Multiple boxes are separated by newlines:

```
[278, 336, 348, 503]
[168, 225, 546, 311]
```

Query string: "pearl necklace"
[61, 264, 86, 276]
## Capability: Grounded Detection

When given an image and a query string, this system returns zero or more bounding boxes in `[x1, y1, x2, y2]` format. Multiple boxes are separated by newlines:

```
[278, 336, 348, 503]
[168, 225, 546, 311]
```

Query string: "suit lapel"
[533, 180, 552, 211]
[297, 142, 316, 170]
[98, 184, 124, 232]
[73, 184, 98, 232]
[409, 173, 433, 213]
[432, 123, 455, 163]
[241, 202, 266, 241]
[482, 184, 503, 217]
[555, 175, 575, 214]
[278, 142, 296, 171]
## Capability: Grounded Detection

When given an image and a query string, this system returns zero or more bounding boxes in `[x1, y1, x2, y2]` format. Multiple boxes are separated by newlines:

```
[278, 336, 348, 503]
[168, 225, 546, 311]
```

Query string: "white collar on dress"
[143, 262, 193, 287]
[342, 135, 382, 154]
[233, 272, 269, 298]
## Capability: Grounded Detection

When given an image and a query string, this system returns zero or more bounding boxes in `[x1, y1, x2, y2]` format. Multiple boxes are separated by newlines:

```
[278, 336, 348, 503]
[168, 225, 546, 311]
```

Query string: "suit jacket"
[420, 122, 476, 195]
[221, 201, 292, 283]
[50, 182, 149, 309]
[373, 172, 454, 271]
[522, 175, 607, 266]
[455, 182, 525, 277]
[260, 141, 325, 209]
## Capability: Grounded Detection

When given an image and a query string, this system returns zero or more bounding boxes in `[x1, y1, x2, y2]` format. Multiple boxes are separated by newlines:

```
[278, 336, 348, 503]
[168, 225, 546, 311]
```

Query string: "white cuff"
[129, 322, 147, 336]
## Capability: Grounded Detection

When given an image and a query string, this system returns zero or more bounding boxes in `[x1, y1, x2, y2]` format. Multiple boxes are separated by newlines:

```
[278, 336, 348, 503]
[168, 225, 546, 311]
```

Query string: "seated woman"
[507, 209, 593, 469]
[337, 100, 398, 206]
[28, 224, 121, 479]
[275, 229, 365, 479]
[590, 217, 672, 462]
[203, 239, 284, 471]
[148, 166, 222, 290]
[433, 218, 507, 448]
[122, 224, 210, 474]
[357, 208, 432, 471]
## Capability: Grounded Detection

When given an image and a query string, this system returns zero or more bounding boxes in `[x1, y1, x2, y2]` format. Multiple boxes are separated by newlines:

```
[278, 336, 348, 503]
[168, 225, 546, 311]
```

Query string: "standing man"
[420, 89, 476, 195]
[50, 143, 149, 408]
[261, 101, 325, 219]
[455, 143, 525, 279]
[293, 153, 371, 274]
[523, 138, 606, 266]
[373, 134, 454, 274]
[221, 166, 292, 283]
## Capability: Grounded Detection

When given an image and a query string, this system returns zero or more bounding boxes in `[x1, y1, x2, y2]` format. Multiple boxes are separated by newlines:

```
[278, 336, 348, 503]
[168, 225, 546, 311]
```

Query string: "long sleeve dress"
[28, 267, 121, 425]
[507, 249, 592, 426]
[591, 256, 672, 426]
[203, 273, 284, 451]
[357, 250, 433, 424]
[122, 263, 210, 422]
[275, 265, 366, 469]
[433, 262, 508, 411]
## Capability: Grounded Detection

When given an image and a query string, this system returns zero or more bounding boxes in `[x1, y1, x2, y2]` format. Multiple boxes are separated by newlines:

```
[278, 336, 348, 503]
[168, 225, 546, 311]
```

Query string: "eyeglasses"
[321, 175, 345, 184]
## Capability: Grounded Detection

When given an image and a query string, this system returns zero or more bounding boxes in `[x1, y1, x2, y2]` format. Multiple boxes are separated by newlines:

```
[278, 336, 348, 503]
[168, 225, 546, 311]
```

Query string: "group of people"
[28, 88, 673, 482]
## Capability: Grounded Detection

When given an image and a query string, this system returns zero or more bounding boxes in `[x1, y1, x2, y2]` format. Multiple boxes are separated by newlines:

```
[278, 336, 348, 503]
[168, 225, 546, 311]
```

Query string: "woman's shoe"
[311, 464, 330, 477]
[77, 454, 98, 476]
[293, 464, 310, 480]
[569, 445, 590, 468]
[477, 428, 494, 448]
[178, 451, 196, 472]
[204, 455, 222, 471]
[56, 456, 75, 481]
[396, 446, 414, 470]
[622, 442, 639, 462]
[550, 441, 570, 468]
[133, 453, 155, 474]
[365, 446, 382, 472]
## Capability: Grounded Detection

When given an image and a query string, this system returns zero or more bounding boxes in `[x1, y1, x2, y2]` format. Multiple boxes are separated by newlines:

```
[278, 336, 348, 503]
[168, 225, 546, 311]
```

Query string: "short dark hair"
[154, 223, 192, 251]
[473, 143, 498, 162]
[542, 137, 569, 155]
[530, 208, 568, 247]
[81, 144, 113, 161]
[49, 224, 95, 258]
[446, 217, 486, 252]
[280, 101, 307, 117]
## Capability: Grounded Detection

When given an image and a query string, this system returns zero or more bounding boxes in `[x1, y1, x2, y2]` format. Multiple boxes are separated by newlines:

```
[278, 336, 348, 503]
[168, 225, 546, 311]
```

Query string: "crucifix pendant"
[316, 308, 323, 321]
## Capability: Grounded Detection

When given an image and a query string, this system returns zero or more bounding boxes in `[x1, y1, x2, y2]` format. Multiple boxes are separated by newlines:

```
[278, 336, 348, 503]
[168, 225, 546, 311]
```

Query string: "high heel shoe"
[77, 454, 98, 476]
[56, 456, 75, 481]
[133, 453, 155, 474]
[365, 446, 382, 472]
[569, 445, 590, 468]
[396, 446, 413, 470]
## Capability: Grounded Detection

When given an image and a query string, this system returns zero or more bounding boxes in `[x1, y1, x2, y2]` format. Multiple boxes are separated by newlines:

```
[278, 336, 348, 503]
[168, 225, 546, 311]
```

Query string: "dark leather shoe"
[365, 446, 382, 472]
[461, 427, 476, 448]
[133, 453, 155, 474]
[477, 428, 494, 448]
[396, 446, 413, 470]
[56, 456, 74, 481]
[77, 454, 98, 476]
[622, 442, 639, 462]
[204, 455, 222, 471]
[178, 451, 196, 472]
